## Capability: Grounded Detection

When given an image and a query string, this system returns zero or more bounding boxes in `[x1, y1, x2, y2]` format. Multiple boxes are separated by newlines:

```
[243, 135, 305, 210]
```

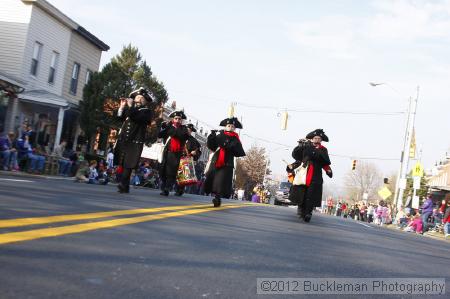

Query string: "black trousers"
[121, 168, 133, 190]
[298, 198, 314, 216]
[161, 177, 176, 192]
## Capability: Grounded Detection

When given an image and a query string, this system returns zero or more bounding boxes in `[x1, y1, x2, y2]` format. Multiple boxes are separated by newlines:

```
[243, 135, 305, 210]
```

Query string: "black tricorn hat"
[186, 123, 197, 132]
[306, 128, 329, 142]
[219, 117, 243, 129]
[169, 110, 187, 119]
[129, 87, 154, 102]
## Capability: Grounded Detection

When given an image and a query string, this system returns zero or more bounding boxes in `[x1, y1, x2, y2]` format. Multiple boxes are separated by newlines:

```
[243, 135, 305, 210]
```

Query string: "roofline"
[21, 0, 109, 51]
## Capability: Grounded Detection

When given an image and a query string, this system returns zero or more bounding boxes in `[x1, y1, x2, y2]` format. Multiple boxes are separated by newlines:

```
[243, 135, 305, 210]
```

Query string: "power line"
[171, 90, 406, 116]
[242, 133, 399, 161]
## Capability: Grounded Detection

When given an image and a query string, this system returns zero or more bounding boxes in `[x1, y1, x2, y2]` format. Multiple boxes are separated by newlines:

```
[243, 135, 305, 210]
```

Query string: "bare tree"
[344, 161, 383, 203]
[235, 145, 268, 197]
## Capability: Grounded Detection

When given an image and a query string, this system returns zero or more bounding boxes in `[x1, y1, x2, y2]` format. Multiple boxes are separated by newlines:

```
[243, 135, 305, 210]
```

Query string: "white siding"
[0, 0, 32, 23]
[0, 0, 32, 78]
[62, 32, 102, 104]
[21, 5, 70, 95]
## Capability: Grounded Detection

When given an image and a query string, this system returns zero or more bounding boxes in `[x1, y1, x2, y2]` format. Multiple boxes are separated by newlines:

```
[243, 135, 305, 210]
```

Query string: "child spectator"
[87, 160, 98, 184]
[75, 160, 89, 183]
[404, 214, 423, 234]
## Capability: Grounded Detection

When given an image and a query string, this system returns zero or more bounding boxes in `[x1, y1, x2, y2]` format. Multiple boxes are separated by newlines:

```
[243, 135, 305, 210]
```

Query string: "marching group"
[112, 87, 246, 208]
[2, 86, 334, 216]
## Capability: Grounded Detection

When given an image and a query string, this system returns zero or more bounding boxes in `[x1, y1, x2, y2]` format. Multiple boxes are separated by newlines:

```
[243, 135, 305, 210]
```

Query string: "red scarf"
[305, 144, 328, 186]
[215, 131, 240, 168]
[169, 122, 182, 152]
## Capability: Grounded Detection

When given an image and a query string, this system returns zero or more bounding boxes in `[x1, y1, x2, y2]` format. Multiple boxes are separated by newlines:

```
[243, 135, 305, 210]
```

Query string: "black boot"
[117, 183, 129, 193]
[160, 189, 169, 196]
[304, 213, 312, 223]
[297, 204, 305, 218]
[212, 196, 221, 207]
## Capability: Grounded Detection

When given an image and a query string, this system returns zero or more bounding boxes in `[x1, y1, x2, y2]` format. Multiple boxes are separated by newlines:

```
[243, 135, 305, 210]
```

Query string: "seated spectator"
[19, 124, 46, 174]
[404, 214, 423, 234]
[54, 140, 72, 176]
[74, 160, 89, 183]
[395, 207, 408, 229]
[87, 160, 98, 184]
[0, 131, 19, 171]
[97, 160, 109, 185]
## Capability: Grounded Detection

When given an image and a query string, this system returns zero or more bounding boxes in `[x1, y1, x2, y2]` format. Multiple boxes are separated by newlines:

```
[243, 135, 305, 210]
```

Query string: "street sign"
[412, 195, 420, 209]
[413, 176, 421, 190]
[378, 187, 392, 200]
[412, 162, 424, 177]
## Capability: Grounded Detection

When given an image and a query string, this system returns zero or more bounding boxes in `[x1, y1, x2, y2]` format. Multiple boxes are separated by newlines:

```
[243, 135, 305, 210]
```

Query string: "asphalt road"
[0, 173, 449, 299]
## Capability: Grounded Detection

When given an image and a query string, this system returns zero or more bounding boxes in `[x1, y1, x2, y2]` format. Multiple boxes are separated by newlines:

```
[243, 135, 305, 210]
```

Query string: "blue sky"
[52, 0, 450, 195]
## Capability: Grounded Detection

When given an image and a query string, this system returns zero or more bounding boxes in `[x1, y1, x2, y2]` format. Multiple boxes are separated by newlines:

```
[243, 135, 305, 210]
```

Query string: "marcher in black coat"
[158, 110, 190, 196]
[114, 87, 153, 193]
[288, 129, 332, 222]
[174, 123, 202, 196]
[204, 117, 246, 207]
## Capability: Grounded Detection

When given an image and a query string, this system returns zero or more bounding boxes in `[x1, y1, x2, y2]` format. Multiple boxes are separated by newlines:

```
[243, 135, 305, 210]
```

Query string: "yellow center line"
[0, 205, 244, 245]
[0, 204, 214, 229]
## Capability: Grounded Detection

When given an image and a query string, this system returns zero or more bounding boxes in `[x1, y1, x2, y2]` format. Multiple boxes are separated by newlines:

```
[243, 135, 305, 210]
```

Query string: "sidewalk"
[325, 213, 449, 242]
[0, 170, 72, 181]
[383, 223, 449, 242]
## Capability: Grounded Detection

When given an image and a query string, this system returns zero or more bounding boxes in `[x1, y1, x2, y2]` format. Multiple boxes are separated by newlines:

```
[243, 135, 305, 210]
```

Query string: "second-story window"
[85, 69, 92, 85]
[30, 42, 42, 76]
[48, 51, 59, 84]
[70, 62, 80, 95]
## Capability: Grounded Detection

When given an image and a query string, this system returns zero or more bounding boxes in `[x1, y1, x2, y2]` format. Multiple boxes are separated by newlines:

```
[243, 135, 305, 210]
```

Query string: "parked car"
[274, 181, 293, 206]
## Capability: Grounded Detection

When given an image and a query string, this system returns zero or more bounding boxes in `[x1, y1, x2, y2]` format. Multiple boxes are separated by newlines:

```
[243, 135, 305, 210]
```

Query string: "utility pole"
[395, 86, 419, 209]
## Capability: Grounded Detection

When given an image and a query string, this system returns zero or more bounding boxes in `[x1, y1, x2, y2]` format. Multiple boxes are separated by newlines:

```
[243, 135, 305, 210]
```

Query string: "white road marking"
[0, 178, 34, 183]
[354, 221, 372, 228]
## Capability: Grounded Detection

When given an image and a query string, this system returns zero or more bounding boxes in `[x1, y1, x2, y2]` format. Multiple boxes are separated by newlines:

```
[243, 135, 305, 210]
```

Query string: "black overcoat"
[204, 130, 246, 198]
[158, 123, 189, 180]
[185, 135, 202, 161]
[288, 142, 331, 207]
[114, 106, 152, 169]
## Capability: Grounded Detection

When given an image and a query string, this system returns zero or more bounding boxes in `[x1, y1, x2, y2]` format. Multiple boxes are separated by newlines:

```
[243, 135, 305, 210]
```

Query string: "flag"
[409, 127, 416, 158]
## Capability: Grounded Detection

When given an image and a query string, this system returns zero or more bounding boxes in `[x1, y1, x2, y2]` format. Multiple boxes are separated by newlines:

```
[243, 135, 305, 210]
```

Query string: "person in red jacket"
[443, 195, 450, 238]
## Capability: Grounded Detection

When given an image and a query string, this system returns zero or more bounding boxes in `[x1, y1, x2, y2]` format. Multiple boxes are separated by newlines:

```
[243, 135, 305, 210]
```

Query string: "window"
[70, 63, 80, 95]
[48, 51, 59, 84]
[30, 42, 42, 76]
[85, 69, 92, 85]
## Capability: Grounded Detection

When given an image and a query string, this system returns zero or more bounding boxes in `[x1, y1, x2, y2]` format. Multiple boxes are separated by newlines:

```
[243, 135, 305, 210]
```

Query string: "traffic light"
[281, 111, 289, 130]
[351, 159, 357, 170]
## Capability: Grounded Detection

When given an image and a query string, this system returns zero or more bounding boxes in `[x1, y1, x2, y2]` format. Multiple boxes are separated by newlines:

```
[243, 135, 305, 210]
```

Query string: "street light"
[370, 82, 420, 209]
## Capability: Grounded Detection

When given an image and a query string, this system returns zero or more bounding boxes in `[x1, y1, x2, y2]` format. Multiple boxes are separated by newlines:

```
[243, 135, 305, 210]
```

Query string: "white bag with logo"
[293, 163, 308, 186]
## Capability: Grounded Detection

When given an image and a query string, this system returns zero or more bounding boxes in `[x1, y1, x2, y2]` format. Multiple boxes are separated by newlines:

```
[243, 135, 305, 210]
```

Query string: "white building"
[428, 153, 450, 193]
[0, 0, 108, 150]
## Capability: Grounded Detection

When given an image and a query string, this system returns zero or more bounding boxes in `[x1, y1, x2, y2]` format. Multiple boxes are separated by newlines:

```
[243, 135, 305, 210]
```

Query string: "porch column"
[5, 96, 19, 133]
[54, 106, 65, 149]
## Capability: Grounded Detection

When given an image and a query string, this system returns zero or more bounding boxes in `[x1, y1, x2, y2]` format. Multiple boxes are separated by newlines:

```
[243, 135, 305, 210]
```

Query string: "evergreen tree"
[80, 44, 169, 153]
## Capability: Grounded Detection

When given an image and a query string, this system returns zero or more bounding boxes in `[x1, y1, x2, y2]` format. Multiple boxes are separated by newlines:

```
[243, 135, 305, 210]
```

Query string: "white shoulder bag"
[293, 162, 309, 186]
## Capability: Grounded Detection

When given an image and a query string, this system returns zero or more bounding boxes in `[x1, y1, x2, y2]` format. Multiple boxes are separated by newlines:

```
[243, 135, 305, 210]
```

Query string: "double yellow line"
[0, 203, 244, 245]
